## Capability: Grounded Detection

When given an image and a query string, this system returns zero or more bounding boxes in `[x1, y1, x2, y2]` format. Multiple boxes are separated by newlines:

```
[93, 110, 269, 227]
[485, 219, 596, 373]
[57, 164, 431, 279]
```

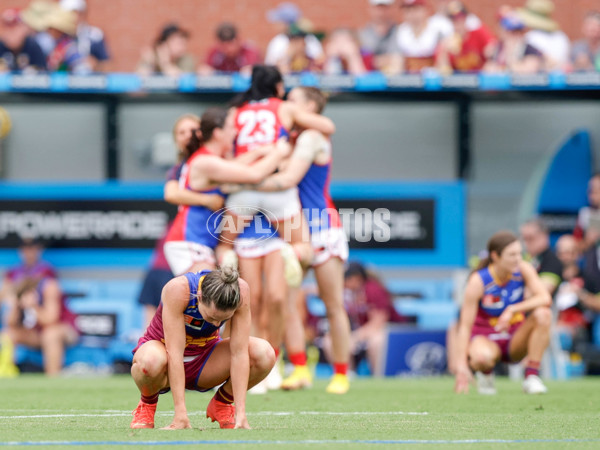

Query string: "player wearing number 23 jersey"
[234, 98, 288, 156]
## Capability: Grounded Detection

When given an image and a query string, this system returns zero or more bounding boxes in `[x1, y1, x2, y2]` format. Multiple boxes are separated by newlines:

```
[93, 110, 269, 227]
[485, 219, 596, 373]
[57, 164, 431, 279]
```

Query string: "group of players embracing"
[130, 65, 352, 430]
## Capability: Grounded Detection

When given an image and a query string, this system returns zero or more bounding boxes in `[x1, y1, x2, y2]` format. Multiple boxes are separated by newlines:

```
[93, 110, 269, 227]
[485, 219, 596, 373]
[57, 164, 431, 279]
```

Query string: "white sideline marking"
[0, 411, 428, 419]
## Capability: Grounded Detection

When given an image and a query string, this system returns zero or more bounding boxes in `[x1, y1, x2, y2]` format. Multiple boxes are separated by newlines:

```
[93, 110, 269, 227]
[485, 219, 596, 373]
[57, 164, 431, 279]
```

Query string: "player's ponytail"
[185, 108, 228, 155]
[230, 65, 283, 107]
[200, 267, 241, 311]
[474, 230, 519, 271]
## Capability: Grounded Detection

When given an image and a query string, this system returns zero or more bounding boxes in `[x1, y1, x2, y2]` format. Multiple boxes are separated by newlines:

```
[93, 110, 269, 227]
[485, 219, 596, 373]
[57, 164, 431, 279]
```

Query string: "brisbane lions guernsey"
[142, 270, 223, 356]
[234, 98, 288, 156]
[474, 266, 525, 330]
[164, 148, 224, 248]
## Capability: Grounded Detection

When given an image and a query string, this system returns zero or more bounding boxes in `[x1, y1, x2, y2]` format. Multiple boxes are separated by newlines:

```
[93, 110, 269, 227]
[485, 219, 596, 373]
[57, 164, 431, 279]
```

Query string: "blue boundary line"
[1, 438, 600, 446]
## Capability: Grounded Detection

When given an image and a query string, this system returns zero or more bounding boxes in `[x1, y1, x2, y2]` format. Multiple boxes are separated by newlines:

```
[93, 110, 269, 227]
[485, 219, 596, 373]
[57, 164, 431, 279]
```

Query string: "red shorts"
[471, 322, 522, 362]
[133, 336, 221, 392]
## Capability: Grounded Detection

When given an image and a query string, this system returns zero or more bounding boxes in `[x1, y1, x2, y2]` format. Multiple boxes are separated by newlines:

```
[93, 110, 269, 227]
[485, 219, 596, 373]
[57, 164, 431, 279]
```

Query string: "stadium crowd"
[1, 0, 600, 75]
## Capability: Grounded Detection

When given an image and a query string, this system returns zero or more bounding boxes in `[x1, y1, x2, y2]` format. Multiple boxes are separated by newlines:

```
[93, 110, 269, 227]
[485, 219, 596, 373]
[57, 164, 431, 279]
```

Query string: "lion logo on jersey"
[482, 294, 503, 308]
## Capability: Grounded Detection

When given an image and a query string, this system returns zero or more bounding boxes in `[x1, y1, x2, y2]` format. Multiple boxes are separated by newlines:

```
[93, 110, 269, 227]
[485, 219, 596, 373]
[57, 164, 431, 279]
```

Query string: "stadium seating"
[14, 278, 144, 372]
[307, 277, 458, 330]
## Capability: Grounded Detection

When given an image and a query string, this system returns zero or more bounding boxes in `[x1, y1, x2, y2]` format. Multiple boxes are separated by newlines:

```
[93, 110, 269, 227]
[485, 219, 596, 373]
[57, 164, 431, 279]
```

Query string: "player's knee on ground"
[468, 337, 497, 372]
[249, 338, 276, 372]
[531, 306, 552, 329]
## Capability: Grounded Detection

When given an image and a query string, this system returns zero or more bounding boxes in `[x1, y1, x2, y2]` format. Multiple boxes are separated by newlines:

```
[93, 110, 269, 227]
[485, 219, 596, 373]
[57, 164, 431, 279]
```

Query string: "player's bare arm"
[454, 273, 483, 393]
[229, 278, 251, 429]
[161, 278, 192, 430]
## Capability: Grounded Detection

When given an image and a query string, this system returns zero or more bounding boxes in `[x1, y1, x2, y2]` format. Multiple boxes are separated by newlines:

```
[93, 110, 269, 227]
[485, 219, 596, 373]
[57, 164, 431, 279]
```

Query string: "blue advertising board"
[0, 181, 465, 269]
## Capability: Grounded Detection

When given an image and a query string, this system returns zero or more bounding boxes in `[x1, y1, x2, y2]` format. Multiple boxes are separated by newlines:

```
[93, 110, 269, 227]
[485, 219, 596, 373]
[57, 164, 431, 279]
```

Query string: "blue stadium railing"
[1, 71, 600, 93]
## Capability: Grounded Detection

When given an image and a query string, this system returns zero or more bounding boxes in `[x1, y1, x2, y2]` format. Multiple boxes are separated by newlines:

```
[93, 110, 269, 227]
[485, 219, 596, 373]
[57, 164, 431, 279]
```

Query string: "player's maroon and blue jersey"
[234, 98, 288, 156]
[7, 262, 56, 284]
[298, 143, 342, 234]
[135, 270, 223, 357]
[164, 148, 224, 249]
[23, 278, 77, 332]
[473, 266, 526, 331]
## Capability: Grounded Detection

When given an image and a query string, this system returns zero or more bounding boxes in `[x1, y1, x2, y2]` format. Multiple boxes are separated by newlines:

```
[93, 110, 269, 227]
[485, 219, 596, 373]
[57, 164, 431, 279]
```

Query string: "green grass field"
[0, 375, 599, 449]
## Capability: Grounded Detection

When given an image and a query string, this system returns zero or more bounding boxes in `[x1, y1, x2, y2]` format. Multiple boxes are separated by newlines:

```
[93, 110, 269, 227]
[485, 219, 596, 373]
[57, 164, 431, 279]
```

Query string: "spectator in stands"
[275, 22, 323, 74]
[20, 0, 55, 58]
[0, 8, 47, 73]
[436, 1, 496, 74]
[574, 173, 600, 252]
[556, 234, 583, 283]
[518, 0, 570, 71]
[264, 3, 324, 68]
[1, 277, 78, 376]
[554, 234, 588, 342]
[200, 22, 261, 75]
[575, 239, 600, 314]
[0, 237, 57, 305]
[395, 0, 444, 73]
[571, 11, 600, 72]
[11, 238, 57, 282]
[484, 7, 543, 74]
[358, 0, 401, 74]
[323, 262, 405, 376]
[44, 4, 88, 73]
[324, 28, 369, 75]
[137, 23, 195, 76]
[430, 0, 482, 38]
[59, 0, 110, 72]
[520, 218, 563, 296]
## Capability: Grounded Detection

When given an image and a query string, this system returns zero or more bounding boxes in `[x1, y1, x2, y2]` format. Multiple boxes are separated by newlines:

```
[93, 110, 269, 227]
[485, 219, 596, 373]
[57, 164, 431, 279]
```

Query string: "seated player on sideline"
[130, 267, 275, 430]
[454, 230, 552, 395]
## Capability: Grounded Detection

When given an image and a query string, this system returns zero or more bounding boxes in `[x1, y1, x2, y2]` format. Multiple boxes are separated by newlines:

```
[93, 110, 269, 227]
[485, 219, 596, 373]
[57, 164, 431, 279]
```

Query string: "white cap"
[370, 0, 394, 5]
[60, 0, 86, 12]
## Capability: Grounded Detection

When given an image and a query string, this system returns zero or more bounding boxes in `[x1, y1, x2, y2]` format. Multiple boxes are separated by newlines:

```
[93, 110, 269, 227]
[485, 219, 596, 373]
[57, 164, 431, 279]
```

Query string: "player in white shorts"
[222, 65, 337, 286]
[234, 213, 287, 393]
[251, 86, 351, 395]
[165, 107, 289, 276]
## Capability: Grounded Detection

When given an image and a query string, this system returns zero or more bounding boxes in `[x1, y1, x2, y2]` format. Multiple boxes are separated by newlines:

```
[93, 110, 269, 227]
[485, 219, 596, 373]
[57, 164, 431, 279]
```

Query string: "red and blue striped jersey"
[164, 148, 224, 248]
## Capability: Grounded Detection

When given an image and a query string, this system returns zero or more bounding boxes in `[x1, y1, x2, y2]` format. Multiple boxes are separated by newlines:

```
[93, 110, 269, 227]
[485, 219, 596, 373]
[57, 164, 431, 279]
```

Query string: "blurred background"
[0, 0, 599, 380]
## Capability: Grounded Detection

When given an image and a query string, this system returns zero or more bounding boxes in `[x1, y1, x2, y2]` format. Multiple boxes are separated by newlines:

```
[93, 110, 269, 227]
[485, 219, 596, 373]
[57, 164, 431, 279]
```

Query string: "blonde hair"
[172, 113, 200, 141]
[200, 266, 241, 311]
[296, 86, 328, 114]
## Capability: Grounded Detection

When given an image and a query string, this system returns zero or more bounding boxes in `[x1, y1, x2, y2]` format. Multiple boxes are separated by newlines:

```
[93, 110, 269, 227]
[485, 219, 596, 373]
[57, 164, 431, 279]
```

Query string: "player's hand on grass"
[234, 414, 251, 429]
[161, 415, 192, 430]
[454, 365, 472, 394]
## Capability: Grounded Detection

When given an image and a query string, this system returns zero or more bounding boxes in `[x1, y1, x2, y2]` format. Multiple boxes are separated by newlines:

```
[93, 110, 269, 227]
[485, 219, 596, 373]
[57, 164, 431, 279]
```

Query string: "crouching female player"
[454, 230, 552, 395]
[130, 267, 275, 429]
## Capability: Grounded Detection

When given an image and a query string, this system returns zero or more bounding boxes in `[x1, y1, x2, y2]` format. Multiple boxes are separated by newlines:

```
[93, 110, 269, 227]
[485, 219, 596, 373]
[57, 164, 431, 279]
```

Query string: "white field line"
[0, 410, 428, 419]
